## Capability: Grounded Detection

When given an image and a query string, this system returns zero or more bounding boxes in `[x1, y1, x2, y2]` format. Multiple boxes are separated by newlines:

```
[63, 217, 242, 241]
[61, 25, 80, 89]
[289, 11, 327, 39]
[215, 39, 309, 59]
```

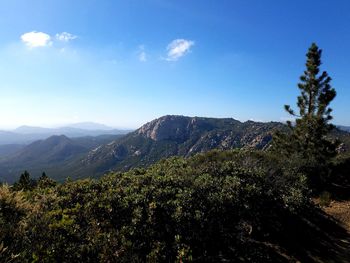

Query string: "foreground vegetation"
[1, 150, 349, 262]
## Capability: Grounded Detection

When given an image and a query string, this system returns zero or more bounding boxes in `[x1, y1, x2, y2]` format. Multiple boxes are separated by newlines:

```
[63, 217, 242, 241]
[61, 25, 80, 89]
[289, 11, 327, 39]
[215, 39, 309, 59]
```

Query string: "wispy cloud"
[138, 45, 147, 62]
[56, 32, 77, 42]
[21, 31, 52, 48]
[165, 39, 194, 61]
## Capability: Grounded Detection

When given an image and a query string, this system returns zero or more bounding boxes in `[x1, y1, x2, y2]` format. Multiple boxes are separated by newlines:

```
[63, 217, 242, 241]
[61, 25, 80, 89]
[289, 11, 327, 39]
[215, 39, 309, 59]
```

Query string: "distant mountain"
[6, 135, 86, 164]
[0, 130, 46, 145]
[0, 125, 132, 145]
[79, 115, 284, 178]
[66, 122, 115, 130]
[13, 125, 129, 136]
[0, 134, 124, 183]
[338, 125, 350, 133]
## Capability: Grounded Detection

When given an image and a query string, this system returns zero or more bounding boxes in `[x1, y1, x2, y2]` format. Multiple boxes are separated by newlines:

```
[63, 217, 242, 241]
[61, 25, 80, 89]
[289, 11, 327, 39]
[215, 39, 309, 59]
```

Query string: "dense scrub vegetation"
[0, 150, 307, 262]
[1, 150, 349, 262]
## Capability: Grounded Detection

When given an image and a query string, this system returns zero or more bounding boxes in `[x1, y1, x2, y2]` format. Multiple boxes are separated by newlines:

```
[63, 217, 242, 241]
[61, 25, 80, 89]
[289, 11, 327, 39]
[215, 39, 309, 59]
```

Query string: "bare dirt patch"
[322, 200, 350, 232]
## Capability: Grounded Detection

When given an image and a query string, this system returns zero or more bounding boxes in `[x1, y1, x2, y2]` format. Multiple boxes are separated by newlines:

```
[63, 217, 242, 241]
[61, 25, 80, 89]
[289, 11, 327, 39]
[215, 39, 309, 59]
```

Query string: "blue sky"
[0, 0, 349, 129]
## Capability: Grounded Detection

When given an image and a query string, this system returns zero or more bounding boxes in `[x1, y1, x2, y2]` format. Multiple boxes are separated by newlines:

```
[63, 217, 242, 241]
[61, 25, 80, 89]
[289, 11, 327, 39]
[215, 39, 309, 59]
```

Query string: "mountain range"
[0, 122, 131, 145]
[0, 115, 349, 183]
[0, 115, 282, 182]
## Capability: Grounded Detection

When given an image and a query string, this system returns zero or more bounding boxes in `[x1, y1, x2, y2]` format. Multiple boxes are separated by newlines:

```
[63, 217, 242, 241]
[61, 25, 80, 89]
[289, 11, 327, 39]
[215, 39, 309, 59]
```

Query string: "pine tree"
[13, 170, 37, 191]
[272, 43, 338, 187]
[40, 172, 48, 180]
[38, 172, 56, 188]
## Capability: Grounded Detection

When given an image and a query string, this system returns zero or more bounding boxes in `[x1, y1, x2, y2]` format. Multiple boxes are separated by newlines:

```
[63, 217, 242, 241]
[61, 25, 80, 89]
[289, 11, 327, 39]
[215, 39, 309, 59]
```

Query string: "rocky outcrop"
[137, 115, 192, 141]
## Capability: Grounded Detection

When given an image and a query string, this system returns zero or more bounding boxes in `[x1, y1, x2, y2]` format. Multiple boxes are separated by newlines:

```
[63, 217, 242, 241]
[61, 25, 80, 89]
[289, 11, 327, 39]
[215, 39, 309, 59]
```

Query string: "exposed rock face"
[82, 115, 284, 175]
[137, 115, 192, 142]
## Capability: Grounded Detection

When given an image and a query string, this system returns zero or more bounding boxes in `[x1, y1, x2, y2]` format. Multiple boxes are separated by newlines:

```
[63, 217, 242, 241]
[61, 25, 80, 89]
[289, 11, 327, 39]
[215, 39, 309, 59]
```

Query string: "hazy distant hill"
[0, 130, 44, 145]
[338, 125, 350, 133]
[6, 135, 86, 164]
[0, 124, 131, 145]
[66, 122, 115, 130]
[0, 134, 124, 183]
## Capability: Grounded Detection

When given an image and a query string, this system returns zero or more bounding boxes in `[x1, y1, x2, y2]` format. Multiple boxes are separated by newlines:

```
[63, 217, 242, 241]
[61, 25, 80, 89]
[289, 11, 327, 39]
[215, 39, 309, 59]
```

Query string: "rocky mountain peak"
[136, 115, 193, 142]
[136, 115, 245, 142]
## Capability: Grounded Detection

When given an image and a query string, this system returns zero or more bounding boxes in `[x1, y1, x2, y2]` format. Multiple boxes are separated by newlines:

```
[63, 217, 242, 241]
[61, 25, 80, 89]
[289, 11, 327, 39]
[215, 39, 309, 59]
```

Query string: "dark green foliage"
[0, 186, 32, 262]
[2, 150, 350, 262]
[12, 171, 37, 191]
[319, 191, 332, 207]
[37, 172, 57, 188]
[272, 43, 338, 189]
[0, 150, 310, 262]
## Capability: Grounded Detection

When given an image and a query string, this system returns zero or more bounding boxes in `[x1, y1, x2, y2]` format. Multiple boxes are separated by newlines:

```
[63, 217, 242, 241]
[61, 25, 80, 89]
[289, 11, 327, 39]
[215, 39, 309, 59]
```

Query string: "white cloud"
[56, 32, 77, 42]
[138, 45, 147, 62]
[166, 39, 194, 61]
[21, 31, 52, 48]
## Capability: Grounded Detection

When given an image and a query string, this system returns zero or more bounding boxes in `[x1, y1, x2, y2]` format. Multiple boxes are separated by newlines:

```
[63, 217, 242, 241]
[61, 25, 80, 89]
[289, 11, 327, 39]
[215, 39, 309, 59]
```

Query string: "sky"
[0, 0, 349, 129]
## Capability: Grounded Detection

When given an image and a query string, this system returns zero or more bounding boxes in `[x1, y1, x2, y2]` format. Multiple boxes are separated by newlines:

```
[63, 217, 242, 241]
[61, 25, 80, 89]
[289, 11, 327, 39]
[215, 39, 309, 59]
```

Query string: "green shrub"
[319, 191, 332, 207]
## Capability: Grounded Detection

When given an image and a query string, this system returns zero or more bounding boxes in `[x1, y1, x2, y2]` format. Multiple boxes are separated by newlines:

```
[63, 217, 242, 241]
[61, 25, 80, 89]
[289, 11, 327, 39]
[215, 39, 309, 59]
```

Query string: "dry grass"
[323, 200, 350, 232]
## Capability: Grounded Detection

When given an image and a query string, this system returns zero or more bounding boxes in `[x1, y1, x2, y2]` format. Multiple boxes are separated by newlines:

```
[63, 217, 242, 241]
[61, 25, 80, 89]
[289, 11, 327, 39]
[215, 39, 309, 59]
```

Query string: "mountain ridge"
[0, 124, 131, 145]
[81, 115, 285, 177]
[1, 115, 349, 183]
